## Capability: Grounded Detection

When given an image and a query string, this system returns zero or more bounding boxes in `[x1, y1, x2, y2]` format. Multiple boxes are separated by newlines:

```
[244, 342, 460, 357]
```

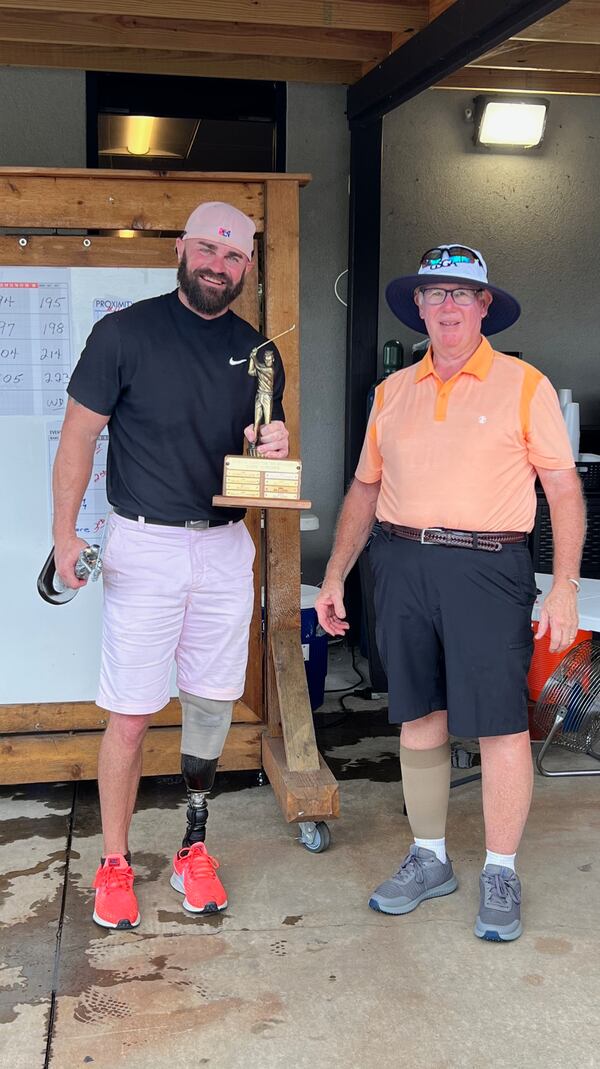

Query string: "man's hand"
[244, 420, 289, 459]
[53, 535, 90, 590]
[536, 579, 579, 653]
[316, 576, 349, 637]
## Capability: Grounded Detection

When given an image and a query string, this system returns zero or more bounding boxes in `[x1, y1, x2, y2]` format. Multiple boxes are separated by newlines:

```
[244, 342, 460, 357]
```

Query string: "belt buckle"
[185, 519, 209, 530]
[420, 527, 444, 545]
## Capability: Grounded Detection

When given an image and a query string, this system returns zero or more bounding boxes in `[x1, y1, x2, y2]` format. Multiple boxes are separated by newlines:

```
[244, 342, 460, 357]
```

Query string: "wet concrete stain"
[534, 937, 573, 956]
[54, 932, 286, 1062]
[578, 863, 593, 872]
[314, 709, 402, 782]
[3, 782, 73, 812]
[0, 850, 65, 909]
[282, 915, 302, 926]
[156, 910, 224, 929]
[0, 814, 70, 847]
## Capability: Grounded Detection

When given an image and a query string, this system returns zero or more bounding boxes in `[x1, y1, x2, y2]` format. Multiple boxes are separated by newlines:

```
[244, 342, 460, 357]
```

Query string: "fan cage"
[533, 640, 600, 754]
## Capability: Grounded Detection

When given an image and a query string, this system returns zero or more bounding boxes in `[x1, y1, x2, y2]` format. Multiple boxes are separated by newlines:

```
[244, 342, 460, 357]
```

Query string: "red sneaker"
[170, 843, 228, 914]
[92, 854, 141, 929]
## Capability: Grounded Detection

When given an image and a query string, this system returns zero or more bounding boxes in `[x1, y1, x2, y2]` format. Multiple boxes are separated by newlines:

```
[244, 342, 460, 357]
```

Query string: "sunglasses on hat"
[420, 246, 484, 269]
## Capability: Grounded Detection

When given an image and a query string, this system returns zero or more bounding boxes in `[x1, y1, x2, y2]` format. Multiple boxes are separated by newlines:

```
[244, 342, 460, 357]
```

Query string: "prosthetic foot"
[171, 754, 227, 913]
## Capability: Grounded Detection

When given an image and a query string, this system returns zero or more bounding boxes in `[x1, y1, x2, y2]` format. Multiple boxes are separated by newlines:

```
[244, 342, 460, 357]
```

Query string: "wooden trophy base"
[213, 455, 311, 511]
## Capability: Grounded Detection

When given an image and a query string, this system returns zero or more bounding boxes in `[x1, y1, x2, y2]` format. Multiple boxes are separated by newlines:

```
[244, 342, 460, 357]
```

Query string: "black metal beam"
[343, 118, 382, 641]
[345, 118, 382, 486]
[347, 0, 571, 127]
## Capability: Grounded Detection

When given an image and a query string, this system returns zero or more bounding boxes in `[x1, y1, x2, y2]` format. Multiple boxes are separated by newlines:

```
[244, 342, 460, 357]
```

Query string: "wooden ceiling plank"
[473, 39, 600, 74]
[0, 9, 391, 62]
[0, 40, 362, 83]
[513, 1, 600, 44]
[0, 0, 428, 34]
[437, 66, 600, 95]
[428, 0, 455, 19]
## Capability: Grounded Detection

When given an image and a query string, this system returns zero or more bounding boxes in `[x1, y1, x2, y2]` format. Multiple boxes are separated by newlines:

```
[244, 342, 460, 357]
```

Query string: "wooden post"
[261, 179, 338, 818]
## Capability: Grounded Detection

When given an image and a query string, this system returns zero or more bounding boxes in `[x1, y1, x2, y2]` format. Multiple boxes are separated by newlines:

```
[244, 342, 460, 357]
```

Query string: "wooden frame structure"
[0, 167, 339, 829]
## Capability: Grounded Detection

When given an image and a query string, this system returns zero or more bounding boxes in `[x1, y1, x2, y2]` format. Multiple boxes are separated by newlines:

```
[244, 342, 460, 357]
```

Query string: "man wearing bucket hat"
[52, 201, 288, 929]
[316, 243, 585, 941]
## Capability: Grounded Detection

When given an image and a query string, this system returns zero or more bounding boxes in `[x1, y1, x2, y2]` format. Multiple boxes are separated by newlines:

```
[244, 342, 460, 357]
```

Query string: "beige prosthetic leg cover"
[180, 691, 234, 760]
[399, 741, 451, 839]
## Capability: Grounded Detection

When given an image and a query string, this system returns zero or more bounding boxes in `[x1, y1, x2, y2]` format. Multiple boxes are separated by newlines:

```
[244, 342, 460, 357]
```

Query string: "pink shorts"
[97, 512, 256, 715]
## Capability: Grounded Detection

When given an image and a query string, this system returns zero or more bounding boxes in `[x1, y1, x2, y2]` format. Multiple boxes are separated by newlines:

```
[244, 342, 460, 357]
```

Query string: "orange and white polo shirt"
[355, 336, 574, 533]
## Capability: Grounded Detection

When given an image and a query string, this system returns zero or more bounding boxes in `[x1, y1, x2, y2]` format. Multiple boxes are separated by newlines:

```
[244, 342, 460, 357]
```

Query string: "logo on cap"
[218, 227, 232, 238]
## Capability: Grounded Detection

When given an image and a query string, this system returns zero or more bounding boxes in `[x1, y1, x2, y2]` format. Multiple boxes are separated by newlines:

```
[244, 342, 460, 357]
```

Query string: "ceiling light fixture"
[126, 116, 155, 156]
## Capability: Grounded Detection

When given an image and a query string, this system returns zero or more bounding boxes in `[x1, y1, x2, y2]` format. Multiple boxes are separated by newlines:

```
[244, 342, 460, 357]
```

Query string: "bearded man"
[52, 202, 288, 928]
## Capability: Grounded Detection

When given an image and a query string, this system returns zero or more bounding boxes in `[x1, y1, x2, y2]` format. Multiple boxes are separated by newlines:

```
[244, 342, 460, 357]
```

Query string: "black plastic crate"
[531, 496, 600, 579]
[576, 461, 600, 493]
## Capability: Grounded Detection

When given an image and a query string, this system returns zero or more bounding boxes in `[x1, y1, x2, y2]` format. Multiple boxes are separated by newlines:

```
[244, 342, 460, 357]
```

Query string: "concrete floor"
[1, 705, 599, 1069]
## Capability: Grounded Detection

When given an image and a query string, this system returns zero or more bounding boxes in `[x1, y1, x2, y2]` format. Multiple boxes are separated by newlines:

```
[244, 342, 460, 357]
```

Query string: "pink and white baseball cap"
[181, 201, 256, 259]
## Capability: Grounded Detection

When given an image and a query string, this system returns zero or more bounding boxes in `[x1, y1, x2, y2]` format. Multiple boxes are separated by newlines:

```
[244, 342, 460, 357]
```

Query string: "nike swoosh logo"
[229, 357, 248, 366]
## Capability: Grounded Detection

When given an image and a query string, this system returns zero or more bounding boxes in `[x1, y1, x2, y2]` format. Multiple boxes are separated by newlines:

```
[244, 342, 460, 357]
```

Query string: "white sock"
[414, 837, 447, 863]
[485, 849, 516, 872]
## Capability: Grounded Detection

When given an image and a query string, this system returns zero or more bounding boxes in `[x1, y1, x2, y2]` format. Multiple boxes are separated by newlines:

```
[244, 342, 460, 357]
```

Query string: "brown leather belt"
[379, 522, 527, 553]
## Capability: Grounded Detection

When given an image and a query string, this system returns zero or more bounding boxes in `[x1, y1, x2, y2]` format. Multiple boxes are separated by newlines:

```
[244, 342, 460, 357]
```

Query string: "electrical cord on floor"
[323, 641, 365, 693]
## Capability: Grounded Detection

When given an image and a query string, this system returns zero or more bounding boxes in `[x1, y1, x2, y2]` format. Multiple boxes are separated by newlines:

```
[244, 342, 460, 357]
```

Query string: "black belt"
[379, 522, 527, 553]
[113, 507, 234, 529]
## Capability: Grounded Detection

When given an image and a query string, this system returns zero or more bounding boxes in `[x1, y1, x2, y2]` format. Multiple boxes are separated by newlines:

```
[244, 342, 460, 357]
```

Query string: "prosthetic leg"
[179, 690, 234, 847]
[170, 691, 233, 914]
[181, 754, 218, 847]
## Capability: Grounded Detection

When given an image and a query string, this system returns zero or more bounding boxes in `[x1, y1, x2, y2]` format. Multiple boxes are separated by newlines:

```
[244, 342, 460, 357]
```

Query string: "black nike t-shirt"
[67, 290, 285, 522]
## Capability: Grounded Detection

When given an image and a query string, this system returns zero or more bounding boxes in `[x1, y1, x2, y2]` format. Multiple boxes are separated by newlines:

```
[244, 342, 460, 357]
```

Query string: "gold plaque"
[224, 456, 300, 499]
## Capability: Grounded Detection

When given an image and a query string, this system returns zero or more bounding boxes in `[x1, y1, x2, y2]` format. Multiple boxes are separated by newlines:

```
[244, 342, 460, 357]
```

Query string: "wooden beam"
[271, 631, 320, 773]
[0, 698, 260, 734]
[0, 9, 391, 62]
[428, 0, 455, 19]
[437, 67, 600, 94]
[263, 179, 301, 739]
[0, 234, 180, 268]
[473, 39, 600, 74]
[0, 167, 310, 184]
[0, 0, 427, 33]
[514, 1, 600, 44]
[0, 171, 263, 230]
[262, 735, 339, 823]
[0, 723, 264, 784]
[0, 40, 362, 83]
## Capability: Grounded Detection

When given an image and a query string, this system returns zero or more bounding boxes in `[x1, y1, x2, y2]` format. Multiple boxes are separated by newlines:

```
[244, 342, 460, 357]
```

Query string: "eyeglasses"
[420, 246, 483, 269]
[418, 287, 483, 306]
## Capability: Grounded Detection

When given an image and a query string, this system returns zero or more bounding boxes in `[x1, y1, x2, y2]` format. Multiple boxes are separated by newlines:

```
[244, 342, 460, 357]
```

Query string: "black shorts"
[368, 529, 537, 738]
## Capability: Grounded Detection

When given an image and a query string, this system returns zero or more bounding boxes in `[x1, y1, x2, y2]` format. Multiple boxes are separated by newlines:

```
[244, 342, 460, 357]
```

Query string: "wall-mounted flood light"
[472, 95, 549, 149]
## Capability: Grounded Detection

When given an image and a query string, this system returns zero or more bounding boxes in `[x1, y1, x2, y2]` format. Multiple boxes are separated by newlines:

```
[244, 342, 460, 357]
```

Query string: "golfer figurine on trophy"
[213, 324, 310, 510]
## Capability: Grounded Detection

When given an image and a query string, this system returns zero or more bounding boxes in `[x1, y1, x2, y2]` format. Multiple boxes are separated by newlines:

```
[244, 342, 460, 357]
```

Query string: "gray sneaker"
[369, 844, 458, 915]
[474, 865, 522, 942]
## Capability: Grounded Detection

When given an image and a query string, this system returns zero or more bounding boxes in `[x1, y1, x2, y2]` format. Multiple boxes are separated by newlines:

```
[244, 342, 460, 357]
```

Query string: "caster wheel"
[298, 820, 331, 853]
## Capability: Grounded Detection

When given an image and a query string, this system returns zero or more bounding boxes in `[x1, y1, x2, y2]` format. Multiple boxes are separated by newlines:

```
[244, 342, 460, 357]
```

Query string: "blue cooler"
[301, 584, 328, 711]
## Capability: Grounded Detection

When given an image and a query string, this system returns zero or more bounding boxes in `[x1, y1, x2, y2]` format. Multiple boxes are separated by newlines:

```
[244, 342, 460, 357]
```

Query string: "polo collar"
[414, 336, 495, 383]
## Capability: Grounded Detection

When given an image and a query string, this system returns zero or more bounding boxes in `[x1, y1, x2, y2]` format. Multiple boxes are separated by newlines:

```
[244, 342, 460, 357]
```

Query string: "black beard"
[177, 254, 246, 315]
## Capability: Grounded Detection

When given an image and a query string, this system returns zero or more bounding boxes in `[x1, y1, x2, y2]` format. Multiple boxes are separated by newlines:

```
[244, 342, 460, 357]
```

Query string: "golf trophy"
[213, 324, 311, 512]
